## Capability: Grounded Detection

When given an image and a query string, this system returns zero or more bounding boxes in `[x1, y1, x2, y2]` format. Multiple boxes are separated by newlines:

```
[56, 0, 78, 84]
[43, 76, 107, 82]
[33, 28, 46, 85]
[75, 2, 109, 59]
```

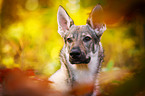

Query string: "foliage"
[0, 0, 145, 95]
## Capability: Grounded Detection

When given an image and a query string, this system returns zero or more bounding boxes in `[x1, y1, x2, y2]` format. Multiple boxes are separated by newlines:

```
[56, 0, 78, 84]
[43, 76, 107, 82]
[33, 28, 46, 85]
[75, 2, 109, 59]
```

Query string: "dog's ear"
[87, 4, 106, 36]
[57, 6, 74, 37]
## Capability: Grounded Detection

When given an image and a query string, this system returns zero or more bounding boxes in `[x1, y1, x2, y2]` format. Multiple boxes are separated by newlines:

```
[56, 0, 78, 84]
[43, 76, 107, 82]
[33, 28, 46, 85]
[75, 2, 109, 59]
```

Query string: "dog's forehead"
[67, 25, 94, 37]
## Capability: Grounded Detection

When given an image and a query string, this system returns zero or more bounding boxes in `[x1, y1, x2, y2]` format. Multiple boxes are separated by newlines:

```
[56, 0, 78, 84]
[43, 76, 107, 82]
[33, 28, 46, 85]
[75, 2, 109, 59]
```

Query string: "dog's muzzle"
[69, 47, 91, 64]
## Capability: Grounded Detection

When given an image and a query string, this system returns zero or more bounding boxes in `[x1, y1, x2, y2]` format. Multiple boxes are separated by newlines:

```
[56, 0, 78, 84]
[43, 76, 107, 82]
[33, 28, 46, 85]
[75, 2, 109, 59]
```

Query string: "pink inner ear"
[59, 16, 68, 31]
[93, 22, 103, 30]
[88, 4, 104, 30]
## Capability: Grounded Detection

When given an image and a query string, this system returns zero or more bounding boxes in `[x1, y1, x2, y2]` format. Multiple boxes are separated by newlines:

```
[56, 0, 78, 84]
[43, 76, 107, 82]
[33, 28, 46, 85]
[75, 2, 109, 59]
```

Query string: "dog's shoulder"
[49, 69, 71, 92]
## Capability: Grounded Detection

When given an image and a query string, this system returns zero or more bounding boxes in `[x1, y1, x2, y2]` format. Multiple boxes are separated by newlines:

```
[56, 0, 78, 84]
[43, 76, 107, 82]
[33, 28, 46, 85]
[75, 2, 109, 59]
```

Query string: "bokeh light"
[0, 0, 145, 95]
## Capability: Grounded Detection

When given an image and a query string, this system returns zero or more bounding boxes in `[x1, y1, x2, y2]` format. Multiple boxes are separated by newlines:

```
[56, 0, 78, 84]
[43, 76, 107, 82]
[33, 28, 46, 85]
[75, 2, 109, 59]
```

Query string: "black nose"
[70, 47, 81, 59]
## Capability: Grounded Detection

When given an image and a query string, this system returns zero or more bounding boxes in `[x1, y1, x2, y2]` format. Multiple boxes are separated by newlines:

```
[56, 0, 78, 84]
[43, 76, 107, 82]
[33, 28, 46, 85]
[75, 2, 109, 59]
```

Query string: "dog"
[49, 4, 106, 96]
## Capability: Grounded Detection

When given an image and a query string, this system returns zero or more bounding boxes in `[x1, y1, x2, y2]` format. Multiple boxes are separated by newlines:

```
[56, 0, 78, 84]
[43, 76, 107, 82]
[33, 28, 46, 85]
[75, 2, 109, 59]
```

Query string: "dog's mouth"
[69, 48, 91, 64]
[69, 56, 91, 64]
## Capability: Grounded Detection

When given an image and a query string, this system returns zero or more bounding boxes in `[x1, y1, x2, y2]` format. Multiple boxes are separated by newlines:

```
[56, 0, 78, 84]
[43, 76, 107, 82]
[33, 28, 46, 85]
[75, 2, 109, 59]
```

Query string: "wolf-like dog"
[49, 4, 106, 96]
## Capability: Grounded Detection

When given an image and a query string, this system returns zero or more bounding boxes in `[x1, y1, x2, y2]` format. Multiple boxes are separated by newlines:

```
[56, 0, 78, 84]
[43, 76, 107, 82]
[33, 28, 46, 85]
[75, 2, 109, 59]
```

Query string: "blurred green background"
[0, 0, 145, 95]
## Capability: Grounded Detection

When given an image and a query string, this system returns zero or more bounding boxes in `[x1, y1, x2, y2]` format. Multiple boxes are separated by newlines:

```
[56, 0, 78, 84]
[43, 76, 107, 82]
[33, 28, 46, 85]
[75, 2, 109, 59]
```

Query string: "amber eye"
[83, 36, 91, 42]
[67, 38, 73, 43]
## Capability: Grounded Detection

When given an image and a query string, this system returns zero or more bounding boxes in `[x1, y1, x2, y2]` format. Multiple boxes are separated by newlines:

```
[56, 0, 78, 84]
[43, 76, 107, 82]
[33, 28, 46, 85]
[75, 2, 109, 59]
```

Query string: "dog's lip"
[69, 56, 82, 61]
[69, 57, 91, 64]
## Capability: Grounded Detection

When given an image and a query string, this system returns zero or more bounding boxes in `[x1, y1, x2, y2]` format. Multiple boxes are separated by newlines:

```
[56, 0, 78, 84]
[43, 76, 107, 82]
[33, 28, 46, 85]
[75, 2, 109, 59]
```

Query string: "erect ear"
[57, 6, 74, 37]
[87, 4, 106, 36]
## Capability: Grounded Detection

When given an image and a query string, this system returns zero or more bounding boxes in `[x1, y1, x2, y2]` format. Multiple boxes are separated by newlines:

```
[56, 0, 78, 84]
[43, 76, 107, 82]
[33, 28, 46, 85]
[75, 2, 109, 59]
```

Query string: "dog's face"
[64, 25, 97, 64]
[57, 5, 106, 64]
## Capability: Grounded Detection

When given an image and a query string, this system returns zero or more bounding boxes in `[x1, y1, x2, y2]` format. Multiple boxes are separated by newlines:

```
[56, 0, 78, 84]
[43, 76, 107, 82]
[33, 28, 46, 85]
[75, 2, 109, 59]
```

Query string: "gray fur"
[49, 5, 106, 96]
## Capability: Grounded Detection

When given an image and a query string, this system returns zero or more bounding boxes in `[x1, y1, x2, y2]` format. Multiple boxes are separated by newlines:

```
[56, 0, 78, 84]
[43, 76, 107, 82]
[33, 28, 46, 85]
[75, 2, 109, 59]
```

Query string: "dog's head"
[57, 5, 106, 64]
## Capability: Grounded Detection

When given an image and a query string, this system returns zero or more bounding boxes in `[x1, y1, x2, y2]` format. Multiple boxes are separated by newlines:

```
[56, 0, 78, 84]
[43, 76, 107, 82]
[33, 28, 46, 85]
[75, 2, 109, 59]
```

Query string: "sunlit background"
[0, 0, 145, 95]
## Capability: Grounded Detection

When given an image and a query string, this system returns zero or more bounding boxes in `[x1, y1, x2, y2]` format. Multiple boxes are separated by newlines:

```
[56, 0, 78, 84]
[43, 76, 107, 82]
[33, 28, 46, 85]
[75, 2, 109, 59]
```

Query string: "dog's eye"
[83, 36, 91, 42]
[67, 38, 73, 43]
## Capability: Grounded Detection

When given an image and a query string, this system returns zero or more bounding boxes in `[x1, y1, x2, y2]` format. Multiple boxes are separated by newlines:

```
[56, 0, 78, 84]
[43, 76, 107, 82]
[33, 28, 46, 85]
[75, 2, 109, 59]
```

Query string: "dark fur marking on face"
[63, 25, 102, 63]
[86, 25, 100, 43]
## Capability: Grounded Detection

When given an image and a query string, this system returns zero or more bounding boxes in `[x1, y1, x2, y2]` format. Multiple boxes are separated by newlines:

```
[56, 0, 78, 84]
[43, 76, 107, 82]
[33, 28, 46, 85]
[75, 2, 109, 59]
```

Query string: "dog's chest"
[73, 70, 95, 84]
